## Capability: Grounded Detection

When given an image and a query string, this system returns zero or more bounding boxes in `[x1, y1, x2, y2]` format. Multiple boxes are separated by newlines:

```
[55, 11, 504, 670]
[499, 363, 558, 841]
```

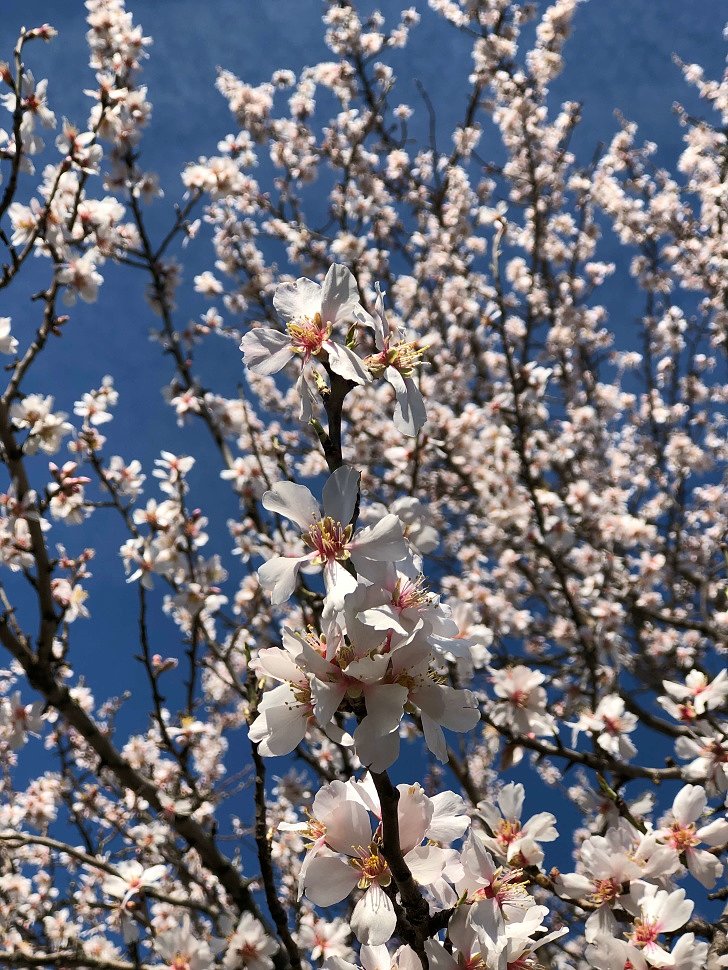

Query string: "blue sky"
[0, 0, 726, 883]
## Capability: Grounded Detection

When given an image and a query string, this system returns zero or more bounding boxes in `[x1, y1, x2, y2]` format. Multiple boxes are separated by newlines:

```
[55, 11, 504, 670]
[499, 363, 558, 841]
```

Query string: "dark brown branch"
[251, 742, 302, 970]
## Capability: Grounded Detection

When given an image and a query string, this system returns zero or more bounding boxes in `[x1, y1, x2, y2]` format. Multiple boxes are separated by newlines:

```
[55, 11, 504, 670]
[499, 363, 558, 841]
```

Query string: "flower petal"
[303, 855, 359, 906]
[411, 683, 480, 731]
[421, 710, 447, 764]
[274, 278, 321, 322]
[326, 340, 372, 385]
[262, 481, 319, 530]
[686, 846, 723, 888]
[351, 513, 407, 563]
[355, 720, 402, 773]
[387, 367, 427, 437]
[248, 686, 309, 756]
[325, 800, 373, 855]
[240, 328, 293, 375]
[257, 555, 307, 605]
[322, 465, 360, 524]
[427, 791, 470, 842]
[253, 647, 305, 685]
[673, 784, 705, 825]
[323, 559, 359, 604]
[311, 680, 346, 726]
[351, 885, 397, 946]
[320, 264, 361, 326]
[404, 844, 448, 884]
[698, 818, 728, 846]
[498, 782, 525, 821]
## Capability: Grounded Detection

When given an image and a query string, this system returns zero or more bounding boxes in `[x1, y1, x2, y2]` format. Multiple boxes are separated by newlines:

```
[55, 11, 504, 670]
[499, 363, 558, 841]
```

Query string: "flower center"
[630, 918, 659, 947]
[289, 681, 313, 710]
[287, 312, 330, 359]
[302, 809, 326, 843]
[704, 740, 728, 763]
[462, 956, 487, 970]
[301, 627, 327, 657]
[393, 575, 430, 611]
[591, 877, 622, 904]
[667, 820, 699, 852]
[473, 867, 528, 905]
[302, 516, 353, 565]
[496, 819, 522, 847]
[350, 843, 391, 889]
[677, 703, 696, 721]
[367, 340, 427, 378]
[602, 715, 622, 735]
[509, 688, 529, 708]
[239, 942, 261, 961]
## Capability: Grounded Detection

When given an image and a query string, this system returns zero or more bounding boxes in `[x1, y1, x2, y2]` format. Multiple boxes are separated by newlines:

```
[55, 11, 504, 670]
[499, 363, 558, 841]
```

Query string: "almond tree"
[0, 2, 727, 969]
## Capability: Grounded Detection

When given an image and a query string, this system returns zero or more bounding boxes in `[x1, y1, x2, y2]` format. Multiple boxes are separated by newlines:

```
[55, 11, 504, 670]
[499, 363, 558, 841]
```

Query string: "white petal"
[254, 647, 304, 685]
[248, 687, 309, 756]
[498, 783, 525, 821]
[412, 683, 480, 731]
[528, 927, 569, 952]
[320, 264, 361, 326]
[698, 818, 728, 846]
[297, 637, 337, 678]
[427, 791, 470, 842]
[396, 784, 433, 854]
[387, 367, 427, 437]
[311, 680, 346, 727]
[297, 369, 317, 423]
[656, 889, 692, 932]
[303, 855, 359, 906]
[327, 959, 359, 970]
[673, 784, 705, 825]
[355, 724, 401, 773]
[322, 465, 360, 524]
[351, 885, 396, 946]
[467, 896, 505, 952]
[345, 653, 391, 684]
[642, 941, 674, 967]
[404, 845, 448, 884]
[102, 875, 128, 899]
[262, 481, 319, 530]
[557, 872, 593, 898]
[357, 605, 408, 635]
[686, 846, 723, 888]
[352, 514, 407, 563]
[421, 711, 447, 764]
[522, 812, 558, 842]
[274, 278, 321, 322]
[445, 908, 477, 958]
[326, 340, 372, 385]
[360, 946, 391, 970]
[323, 559, 359, 604]
[257, 555, 306, 605]
[461, 831, 498, 881]
[324, 721, 355, 748]
[325, 801, 372, 855]
[363, 683, 409, 731]
[141, 865, 166, 885]
[584, 903, 618, 944]
[240, 328, 293, 375]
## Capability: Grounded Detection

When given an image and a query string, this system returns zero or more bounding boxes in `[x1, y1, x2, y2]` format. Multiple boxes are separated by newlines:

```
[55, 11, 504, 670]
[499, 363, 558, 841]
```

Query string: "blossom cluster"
[0, 0, 727, 969]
